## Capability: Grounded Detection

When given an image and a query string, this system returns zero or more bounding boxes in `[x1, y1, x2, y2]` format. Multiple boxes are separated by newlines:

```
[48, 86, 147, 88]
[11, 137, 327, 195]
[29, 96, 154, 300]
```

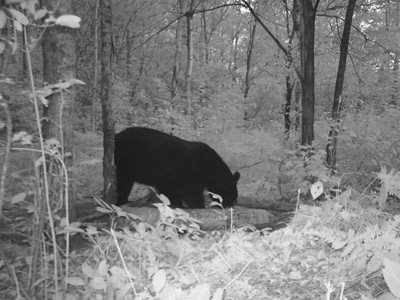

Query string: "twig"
[223, 258, 254, 290]
[236, 160, 265, 171]
[0, 100, 12, 222]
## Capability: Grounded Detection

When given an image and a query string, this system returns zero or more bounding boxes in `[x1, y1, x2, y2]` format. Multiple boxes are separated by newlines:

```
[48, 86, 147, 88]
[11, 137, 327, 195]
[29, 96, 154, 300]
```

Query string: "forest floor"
[1, 194, 399, 300]
[1, 130, 400, 300]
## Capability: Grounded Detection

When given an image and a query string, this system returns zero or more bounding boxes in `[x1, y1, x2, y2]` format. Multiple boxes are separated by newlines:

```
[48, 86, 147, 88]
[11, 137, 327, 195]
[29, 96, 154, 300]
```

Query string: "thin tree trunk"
[294, 80, 301, 131]
[242, 0, 303, 136]
[292, 0, 301, 132]
[100, 0, 117, 204]
[201, 5, 209, 64]
[184, 1, 194, 112]
[22, 27, 28, 75]
[244, 21, 256, 100]
[326, 0, 356, 169]
[391, 1, 399, 105]
[91, 0, 99, 132]
[171, 0, 185, 101]
[299, 0, 318, 146]
[283, 0, 297, 139]
[41, 0, 77, 220]
[284, 76, 294, 138]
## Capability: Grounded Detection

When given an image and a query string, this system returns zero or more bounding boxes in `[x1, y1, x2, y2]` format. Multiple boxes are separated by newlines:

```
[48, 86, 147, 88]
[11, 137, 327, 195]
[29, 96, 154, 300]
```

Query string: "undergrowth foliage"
[0, 3, 82, 300]
[292, 167, 400, 298]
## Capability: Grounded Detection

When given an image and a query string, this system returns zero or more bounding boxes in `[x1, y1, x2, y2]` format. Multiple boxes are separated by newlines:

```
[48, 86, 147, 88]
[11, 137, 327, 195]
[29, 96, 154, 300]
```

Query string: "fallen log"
[121, 205, 279, 231]
[237, 196, 296, 212]
[127, 191, 296, 212]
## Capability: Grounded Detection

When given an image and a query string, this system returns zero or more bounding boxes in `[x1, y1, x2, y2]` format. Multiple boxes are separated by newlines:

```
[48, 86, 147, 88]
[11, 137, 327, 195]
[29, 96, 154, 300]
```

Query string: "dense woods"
[1, 0, 400, 299]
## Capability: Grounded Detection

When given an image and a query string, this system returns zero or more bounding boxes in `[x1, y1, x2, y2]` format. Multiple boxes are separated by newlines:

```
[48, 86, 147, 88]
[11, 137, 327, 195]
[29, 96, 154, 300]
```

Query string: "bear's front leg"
[180, 184, 205, 208]
[153, 171, 184, 207]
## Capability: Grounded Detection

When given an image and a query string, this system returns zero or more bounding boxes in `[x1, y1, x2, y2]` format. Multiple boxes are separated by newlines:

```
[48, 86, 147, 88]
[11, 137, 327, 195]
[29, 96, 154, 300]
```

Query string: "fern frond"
[381, 214, 400, 237]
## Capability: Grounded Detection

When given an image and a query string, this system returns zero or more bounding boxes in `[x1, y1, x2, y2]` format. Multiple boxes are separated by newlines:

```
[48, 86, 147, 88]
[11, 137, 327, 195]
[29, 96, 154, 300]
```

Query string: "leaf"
[85, 225, 99, 235]
[65, 276, 85, 286]
[188, 284, 211, 300]
[20, 0, 38, 15]
[11, 192, 26, 204]
[67, 78, 86, 86]
[97, 260, 108, 277]
[152, 269, 167, 295]
[13, 20, 22, 32]
[340, 211, 353, 222]
[310, 181, 324, 200]
[55, 15, 81, 28]
[12, 131, 32, 145]
[377, 292, 397, 300]
[158, 193, 171, 205]
[0, 41, 5, 54]
[8, 8, 29, 25]
[107, 266, 127, 290]
[34, 9, 47, 20]
[0, 10, 7, 29]
[82, 263, 95, 278]
[211, 288, 224, 300]
[89, 276, 106, 290]
[382, 256, 400, 297]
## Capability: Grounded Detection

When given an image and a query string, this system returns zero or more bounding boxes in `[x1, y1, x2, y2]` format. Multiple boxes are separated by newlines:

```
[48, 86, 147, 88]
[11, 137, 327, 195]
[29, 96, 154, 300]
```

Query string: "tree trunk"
[326, 0, 356, 169]
[299, 0, 317, 146]
[91, 0, 99, 132]
[100, 0, 117, 204]
[243, 21, 256, 100]
[390, 1, 399, 105]
[41, 0, 78, 221]
[284, 75, 294, 138]
[201, 5, 209, 64]
[241, 0, 303, 136]
[184, 1, 194, 112]
[171, 0, 185, 101]
[22, 27, 28, 75]
[294, 80, 301, 131]
[292, 0, 301, 132]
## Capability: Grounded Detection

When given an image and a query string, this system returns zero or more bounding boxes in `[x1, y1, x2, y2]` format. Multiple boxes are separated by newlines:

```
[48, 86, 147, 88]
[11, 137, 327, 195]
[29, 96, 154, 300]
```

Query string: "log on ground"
[121, 205, 279, 231]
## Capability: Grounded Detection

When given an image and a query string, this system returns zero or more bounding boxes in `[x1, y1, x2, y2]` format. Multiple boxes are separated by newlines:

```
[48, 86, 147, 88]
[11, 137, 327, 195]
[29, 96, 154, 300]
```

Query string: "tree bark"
[283, 0, 298, 139]
[100, 0, 117, 204]
[326, 0, 356, 169]
[241, 0, 303, 137]
[294, 80, 301, 131]
[298, 0, 318, 146]
[243, 21, 256, 100]
[41, 0, 77, 221]
[184, 0, 194, 112]
[171, 0, 185, 101]
[91, 0, 99, 132]
[201, 5, 209, 65]
[284, 75, 294, 138]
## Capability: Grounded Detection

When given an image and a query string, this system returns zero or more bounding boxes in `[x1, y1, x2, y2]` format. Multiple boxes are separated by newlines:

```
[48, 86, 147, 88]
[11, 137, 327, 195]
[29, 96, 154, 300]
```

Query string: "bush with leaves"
[0, 3, 83, 300]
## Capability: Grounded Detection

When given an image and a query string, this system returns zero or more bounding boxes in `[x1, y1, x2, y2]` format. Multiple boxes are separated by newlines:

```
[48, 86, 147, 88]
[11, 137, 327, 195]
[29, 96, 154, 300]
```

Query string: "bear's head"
[208, 171, 240, 208]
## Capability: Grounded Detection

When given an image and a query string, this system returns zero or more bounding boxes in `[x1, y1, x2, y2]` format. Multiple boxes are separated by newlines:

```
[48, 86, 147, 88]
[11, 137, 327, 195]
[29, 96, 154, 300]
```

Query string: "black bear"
[114, 127, 240, 208]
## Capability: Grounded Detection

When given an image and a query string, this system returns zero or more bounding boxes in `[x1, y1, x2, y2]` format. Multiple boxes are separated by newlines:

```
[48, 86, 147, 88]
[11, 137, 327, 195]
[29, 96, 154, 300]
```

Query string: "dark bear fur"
[114, 127, 240, 208]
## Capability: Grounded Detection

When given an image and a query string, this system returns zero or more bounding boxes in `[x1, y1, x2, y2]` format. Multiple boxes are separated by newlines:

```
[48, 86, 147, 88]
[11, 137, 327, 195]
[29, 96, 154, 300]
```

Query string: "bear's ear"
[233, 171, 240, 183]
